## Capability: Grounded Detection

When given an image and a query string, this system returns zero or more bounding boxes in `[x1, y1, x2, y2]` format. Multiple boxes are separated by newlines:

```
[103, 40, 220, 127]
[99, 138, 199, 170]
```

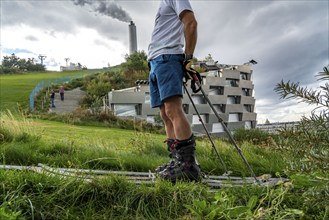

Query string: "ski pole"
[190, 74, 260, 184]
[183, 83, 229, 176]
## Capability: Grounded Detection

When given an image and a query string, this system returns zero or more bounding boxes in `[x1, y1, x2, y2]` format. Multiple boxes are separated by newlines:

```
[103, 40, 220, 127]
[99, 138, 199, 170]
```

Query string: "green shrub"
[274, 66, 329, 173]
[86, 80, 111, 97]
[233, 128, 274, 146]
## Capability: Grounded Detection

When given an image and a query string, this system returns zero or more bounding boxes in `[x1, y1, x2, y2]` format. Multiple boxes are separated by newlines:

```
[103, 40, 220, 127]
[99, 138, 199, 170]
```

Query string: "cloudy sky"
[1, 0, 328, 123]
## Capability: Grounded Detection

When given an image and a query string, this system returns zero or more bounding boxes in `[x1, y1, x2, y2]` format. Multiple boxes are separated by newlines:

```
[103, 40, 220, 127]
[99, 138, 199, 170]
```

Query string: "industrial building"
[108, 60, 257, 136]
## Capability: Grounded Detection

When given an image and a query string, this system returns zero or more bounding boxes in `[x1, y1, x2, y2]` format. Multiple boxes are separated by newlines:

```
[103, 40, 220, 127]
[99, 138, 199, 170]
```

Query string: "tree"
[121, 50, 149, 81]
[0, 54, 46, 74]
[122, 50, 148, 72]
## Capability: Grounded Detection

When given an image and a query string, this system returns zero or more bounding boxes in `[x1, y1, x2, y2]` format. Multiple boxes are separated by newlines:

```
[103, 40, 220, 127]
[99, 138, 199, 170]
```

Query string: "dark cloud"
[190, 1, 328, 115]
[1, 0, 128, 42]
[2, 1, 79, 33]
[72, 0, 132, 23]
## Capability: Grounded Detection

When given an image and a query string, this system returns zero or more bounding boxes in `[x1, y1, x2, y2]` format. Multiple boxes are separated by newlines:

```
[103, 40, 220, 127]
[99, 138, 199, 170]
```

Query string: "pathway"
[50, 88, 86, 114]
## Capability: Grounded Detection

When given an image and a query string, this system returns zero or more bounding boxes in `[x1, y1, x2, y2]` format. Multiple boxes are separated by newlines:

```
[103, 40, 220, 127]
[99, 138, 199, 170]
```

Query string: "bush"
[274, 66, 329, 173]
[233, 128, 275, 146]
[86, 80, 111, 97]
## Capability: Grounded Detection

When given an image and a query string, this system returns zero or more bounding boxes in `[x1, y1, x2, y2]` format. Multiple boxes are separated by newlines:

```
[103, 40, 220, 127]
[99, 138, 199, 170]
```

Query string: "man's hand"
[183, 55, 202, 93]
[183, 54, 194, 80]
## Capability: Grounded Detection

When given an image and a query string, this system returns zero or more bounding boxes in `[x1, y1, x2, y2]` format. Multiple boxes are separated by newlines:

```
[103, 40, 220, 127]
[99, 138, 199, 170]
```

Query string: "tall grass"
[0, 110, 38, 136]
[2, 168, 327, 219]
[0, 169, 209, 219]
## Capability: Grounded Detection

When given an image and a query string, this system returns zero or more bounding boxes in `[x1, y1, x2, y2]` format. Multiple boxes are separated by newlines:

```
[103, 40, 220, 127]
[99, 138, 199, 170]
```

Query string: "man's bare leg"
[160, 105, 175, 139]
[163, 96, 192, 140]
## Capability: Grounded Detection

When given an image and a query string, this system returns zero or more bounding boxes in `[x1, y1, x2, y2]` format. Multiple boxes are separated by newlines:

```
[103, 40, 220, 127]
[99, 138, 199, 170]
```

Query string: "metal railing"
[29, 76, 72, 112]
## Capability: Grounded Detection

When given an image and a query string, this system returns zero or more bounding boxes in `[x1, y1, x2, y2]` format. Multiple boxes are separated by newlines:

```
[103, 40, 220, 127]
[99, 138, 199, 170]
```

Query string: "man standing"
[148, 0, 200, 182]
[50, 90, 56, 108]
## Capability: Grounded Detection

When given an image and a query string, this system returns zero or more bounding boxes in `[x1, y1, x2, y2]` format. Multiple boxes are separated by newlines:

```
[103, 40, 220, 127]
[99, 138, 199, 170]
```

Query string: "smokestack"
[129, 21, 137, 54]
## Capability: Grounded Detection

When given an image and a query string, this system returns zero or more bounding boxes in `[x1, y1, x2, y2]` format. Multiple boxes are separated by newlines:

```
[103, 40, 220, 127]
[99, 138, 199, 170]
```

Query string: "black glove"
[183, 55, 202, 93]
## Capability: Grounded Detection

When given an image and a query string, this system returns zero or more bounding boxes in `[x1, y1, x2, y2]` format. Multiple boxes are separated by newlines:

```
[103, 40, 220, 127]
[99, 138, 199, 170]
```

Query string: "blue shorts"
[149, 54, 184, 108]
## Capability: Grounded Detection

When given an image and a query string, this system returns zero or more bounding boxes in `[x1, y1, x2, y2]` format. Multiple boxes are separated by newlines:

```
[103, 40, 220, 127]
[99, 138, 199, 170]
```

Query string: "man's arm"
[180, 10, 197, 56]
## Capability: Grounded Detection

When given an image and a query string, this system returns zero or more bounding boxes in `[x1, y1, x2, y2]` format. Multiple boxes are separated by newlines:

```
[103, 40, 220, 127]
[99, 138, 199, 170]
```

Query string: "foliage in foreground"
[1, 169, 328, 220]
[274, 66, 329, 172]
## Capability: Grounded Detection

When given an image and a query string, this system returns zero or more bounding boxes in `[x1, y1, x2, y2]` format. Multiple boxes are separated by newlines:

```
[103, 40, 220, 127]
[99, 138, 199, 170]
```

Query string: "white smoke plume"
[73, 0, 132, 23]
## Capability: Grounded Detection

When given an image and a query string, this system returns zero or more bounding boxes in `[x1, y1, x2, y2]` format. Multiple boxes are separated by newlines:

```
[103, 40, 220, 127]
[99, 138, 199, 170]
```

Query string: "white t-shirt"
[147, 0, 193, 60]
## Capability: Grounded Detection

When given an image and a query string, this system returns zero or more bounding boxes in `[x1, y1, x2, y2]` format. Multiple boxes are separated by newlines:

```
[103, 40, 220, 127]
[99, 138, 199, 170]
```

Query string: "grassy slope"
[0, 70, 98, 112]
[32, 118, 166, 147]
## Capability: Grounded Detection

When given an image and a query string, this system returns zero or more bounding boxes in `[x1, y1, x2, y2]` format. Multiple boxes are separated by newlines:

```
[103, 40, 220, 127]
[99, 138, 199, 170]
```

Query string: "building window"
[191, 94, 207, 104]
[114, 104, 137, 116]
[192, 114, 208, 124]
[225, 78, 239, 87]
[227, 96, 241, 104]
[243, 104, 252, 112]
[240, 72, 250, 80]
[135, 104, 142, 115]
[213, 104, 225, 113]
[206, 70, 219, 77]
[145, 92, 150, 104]
[228, 113, 242, 122]
[245, 121, 252, 129]
[242, 88, 252, 96]
[212, 123, 224, 133]
[209, 86, 224, 95]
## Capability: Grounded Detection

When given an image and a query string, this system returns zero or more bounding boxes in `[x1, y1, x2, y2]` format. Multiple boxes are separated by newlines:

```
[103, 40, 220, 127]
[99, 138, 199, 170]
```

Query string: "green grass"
[0, 70, 99, 113]
[0, 169, 210, 219]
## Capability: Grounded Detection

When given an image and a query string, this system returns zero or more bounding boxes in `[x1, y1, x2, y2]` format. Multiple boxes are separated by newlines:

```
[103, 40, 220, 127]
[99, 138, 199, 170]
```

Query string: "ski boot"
[158, 135, 201, 182]
[155, 138, 176, 173]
